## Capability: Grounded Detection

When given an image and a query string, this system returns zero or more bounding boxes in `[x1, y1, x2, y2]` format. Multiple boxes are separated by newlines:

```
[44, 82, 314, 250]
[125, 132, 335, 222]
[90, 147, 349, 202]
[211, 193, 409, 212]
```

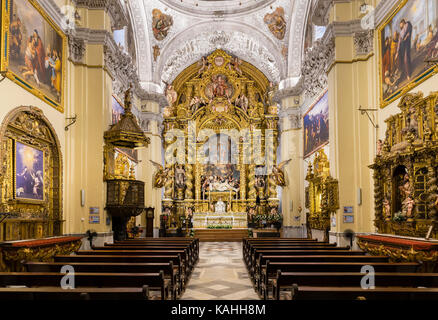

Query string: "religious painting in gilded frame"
[15, 141, 45, 201]
[1, 0, 67, 112]
[303, 90, 329, 158]
[379, 0, 438, 108]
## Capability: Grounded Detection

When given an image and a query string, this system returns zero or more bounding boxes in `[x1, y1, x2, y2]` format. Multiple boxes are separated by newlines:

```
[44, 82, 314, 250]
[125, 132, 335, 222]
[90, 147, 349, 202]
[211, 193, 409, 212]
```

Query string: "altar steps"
[194, 229, 248, 242]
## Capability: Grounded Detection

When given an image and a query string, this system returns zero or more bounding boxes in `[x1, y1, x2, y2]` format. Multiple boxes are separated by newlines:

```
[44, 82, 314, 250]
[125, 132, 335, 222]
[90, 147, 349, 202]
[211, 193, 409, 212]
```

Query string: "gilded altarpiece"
[305, 150, 339, 241]
[160, 50, 280, 229]
[0, 107, 63, 241]
[370, 92, 438, 239]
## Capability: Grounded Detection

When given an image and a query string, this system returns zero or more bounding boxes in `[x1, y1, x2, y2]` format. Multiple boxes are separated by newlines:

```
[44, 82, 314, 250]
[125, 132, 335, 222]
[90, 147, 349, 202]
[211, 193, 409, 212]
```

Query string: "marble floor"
[180, 242, 259, 300]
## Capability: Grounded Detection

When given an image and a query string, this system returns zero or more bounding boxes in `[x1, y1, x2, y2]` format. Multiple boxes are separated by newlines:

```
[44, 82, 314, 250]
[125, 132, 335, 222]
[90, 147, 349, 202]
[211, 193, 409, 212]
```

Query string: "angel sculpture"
[270, 159, 292, 187]
[150, 160, 172, 189]
[197, 56, 211, 78]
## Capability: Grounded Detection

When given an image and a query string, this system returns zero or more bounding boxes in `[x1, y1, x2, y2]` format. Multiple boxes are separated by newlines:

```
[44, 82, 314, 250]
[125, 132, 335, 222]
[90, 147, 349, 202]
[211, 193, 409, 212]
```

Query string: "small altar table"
[193, 212, 247, 229]
[0, 236, 83, 271]
[357, 234, 438, 271]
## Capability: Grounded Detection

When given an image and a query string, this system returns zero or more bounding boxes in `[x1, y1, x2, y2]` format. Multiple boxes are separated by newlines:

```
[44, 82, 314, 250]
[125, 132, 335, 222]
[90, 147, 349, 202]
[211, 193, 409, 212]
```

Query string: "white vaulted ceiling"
[127, 0, 312, 93]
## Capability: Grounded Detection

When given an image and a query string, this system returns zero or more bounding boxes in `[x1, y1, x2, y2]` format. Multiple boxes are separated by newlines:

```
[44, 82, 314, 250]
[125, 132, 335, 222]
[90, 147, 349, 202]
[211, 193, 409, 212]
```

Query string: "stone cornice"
[73, 0, 128, 30]
[311, 0, 333, 26]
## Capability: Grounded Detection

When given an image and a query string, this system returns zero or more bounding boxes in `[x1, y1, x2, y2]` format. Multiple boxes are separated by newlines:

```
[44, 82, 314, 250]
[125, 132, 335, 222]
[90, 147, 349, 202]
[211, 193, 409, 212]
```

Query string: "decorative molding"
[67, 35, 86, 63]
[301, 35, 334, 98]
[354, 30, 374, 56]
[311, 0, 333, 26]
[73, 0, 128, 30]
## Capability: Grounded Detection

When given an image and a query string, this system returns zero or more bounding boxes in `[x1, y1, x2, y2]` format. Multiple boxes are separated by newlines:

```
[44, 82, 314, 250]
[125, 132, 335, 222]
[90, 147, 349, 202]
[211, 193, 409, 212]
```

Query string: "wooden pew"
[55, 254, 184, 295]
[102, 244, 198, 264]
[247, 248, 359, 273]
[23, 262, 174, 300]
[254, 255, 390, 291]
[290, 285, 438, 300]
[0, 286, 149, 300]
[261, 261, 420, 299]
[77, 250, 193, 277]
[273, 271, 438, 300]
[91, 246, 196, 270]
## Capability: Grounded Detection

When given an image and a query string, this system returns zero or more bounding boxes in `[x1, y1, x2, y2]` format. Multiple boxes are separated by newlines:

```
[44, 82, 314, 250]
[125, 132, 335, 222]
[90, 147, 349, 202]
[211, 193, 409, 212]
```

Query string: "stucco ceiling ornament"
[160, 29, 282, 84]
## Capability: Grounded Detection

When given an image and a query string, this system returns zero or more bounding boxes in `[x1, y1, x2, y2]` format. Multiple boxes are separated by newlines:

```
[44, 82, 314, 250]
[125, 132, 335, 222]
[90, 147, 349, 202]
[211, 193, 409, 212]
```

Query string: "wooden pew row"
[244, 243, 342, 266]
[77, 250, 193, 279]
[115, 238, 199, 257]
[273, 272, 438, 300]
[242, 238, 322, 252]
[247, 249, 368, 285]
[92, 246, 197, 271]
[55, 254, 184, 295]
[23, 262, 176, 300]
[254, 255, 390, 293]
[102, 244, 198, 264]
[0, 286, 149, 300]
[242, 239, 321, 257]
[290, 285, 438, 300]
[246, 248, 356, 274]
[0, 273, 164, 299]
[261, 261, 420, 299]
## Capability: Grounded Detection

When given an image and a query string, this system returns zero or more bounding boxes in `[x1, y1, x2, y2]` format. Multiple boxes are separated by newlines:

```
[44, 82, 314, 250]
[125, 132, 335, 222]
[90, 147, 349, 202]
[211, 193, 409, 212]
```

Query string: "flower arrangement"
[207, 224, 232, 229]
[393, 211, 407, 222]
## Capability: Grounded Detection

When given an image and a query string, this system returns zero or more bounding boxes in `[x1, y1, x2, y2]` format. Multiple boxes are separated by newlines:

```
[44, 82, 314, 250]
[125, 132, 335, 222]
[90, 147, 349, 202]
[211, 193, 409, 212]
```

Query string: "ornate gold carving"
[370, 91, 438, 239]
[0, 107, 63, 241]
[305, 149, 339, 241]
[160, 50, 280, 228]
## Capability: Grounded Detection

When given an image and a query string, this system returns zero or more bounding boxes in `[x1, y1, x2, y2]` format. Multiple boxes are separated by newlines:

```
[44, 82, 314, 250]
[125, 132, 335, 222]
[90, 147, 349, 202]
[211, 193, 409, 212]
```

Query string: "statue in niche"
[235, 94, 249, 114]
[190, 96, 206, 113]
[376, 139, 383, 156]
[150, 160, 172, 188]
[175, 164, 186, 189]
[270, 159, 292, 187]
[383, 196, 391, 220]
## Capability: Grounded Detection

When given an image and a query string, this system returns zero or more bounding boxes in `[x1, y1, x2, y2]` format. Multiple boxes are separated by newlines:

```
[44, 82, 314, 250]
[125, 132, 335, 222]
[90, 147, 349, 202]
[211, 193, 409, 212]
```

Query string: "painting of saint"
[303, 91, 329, 158]
[264, 7, 287, 40]
[152, 9, 173, 41]
[112, 95, 124, 125]
[380, 0, 438, 106]
[3, 0, 65, 110]
[15, 142, 44, 201]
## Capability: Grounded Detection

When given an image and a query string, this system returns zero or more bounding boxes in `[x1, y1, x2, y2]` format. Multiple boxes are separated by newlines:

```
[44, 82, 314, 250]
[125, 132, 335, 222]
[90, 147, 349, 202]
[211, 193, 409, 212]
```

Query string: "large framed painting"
[303, 90, 329, 158]
[111, 95, 125, 125]
[379, 0, 438, 108]
[15, 141, 44, 201]
[1, 0, 67, 112]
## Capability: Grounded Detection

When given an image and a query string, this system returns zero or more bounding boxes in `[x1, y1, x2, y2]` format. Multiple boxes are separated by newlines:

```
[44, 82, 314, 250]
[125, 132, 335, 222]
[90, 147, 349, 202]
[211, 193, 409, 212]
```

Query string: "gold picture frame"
[14, 139, 45, 203]
[378, 0, 438, 108]
[1, 0, 67, 112]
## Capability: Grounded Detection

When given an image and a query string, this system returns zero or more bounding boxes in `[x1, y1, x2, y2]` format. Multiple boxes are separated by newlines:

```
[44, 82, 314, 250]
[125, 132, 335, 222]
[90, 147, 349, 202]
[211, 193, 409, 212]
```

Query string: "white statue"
[215, 198, 227, 214]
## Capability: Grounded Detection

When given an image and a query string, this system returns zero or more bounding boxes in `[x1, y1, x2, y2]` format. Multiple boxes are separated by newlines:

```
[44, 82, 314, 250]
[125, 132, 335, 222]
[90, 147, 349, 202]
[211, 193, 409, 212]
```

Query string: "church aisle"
[180, 242, 259, 300]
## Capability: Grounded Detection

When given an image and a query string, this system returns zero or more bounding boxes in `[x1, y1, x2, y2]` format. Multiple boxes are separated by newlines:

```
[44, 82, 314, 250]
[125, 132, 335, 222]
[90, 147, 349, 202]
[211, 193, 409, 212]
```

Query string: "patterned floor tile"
[180, 242, 259, 300]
